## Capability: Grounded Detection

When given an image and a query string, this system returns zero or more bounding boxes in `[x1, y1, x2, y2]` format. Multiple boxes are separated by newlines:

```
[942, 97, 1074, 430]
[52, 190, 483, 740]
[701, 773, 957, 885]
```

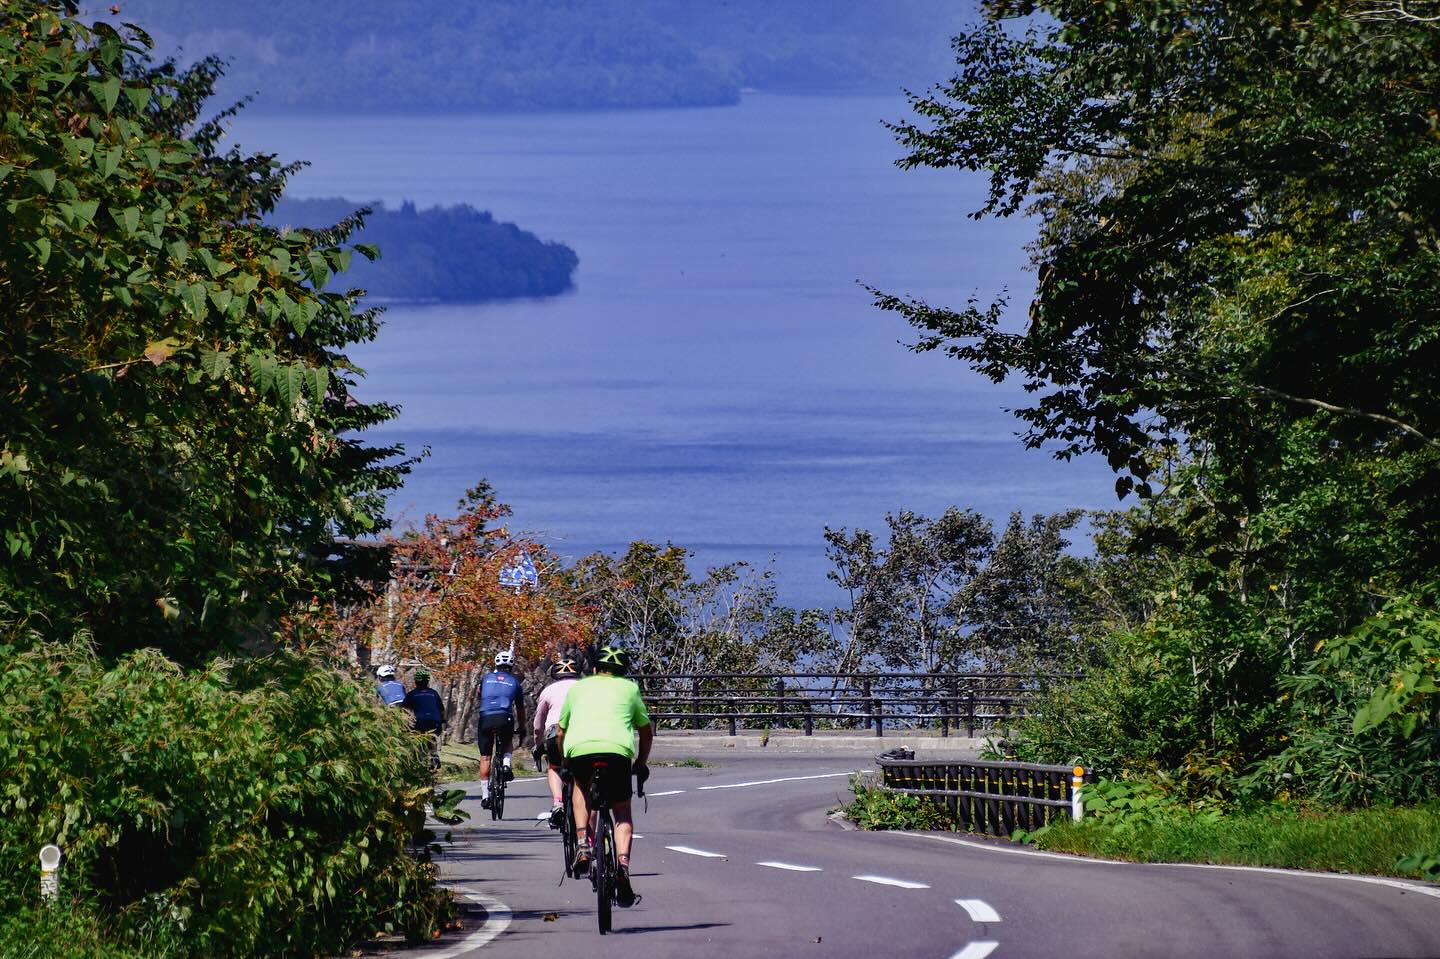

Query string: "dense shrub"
[0, 639, 449, 958]
[843, 774, 956, 832]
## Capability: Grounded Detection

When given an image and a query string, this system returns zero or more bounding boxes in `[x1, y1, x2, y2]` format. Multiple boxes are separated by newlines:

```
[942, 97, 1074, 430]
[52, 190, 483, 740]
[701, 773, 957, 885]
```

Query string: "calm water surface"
[233, 95, 1115, 608]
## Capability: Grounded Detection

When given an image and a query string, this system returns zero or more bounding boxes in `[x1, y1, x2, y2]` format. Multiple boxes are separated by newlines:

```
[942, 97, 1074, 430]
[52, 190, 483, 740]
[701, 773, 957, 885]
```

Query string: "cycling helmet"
[494, 650, 515, 669]
[595, 645, 628, 675]
[376, 664, 396, 679]
[414, 668, 431, 685]
[549, 658, 578, 679]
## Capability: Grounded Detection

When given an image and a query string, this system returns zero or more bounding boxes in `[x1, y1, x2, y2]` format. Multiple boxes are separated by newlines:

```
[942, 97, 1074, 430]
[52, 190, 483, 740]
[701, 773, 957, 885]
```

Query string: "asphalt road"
[425, 753, 1440, 959]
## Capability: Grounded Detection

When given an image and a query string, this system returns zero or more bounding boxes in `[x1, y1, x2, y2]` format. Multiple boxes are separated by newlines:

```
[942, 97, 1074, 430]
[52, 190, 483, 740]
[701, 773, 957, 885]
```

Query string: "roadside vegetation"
[854, 0, 1440, 879]
[0, 3, 454, 954]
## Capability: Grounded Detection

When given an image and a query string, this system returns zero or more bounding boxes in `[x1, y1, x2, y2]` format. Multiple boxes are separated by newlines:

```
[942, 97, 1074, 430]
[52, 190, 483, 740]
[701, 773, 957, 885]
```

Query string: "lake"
[232, 94, 1116, 610]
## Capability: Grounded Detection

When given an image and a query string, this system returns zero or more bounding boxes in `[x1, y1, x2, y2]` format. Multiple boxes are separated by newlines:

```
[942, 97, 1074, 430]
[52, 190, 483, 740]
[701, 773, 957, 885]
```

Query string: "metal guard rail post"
[875, 750, 1095, 837]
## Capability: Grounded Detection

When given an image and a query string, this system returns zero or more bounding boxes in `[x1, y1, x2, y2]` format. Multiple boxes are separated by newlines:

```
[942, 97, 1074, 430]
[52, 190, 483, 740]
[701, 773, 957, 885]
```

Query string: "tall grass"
[1036, 803, 1440, 879]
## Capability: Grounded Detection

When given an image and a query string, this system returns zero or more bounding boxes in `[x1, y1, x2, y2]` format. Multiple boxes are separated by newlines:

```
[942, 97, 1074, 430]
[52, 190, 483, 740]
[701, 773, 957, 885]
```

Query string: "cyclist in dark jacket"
[403, 669, 446, 770]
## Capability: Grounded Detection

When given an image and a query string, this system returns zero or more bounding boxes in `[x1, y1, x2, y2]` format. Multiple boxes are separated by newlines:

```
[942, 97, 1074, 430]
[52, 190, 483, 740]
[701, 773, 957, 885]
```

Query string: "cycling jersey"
[478, 669, 521, 716]
[532, 677, 577, 742]
[556, 673, 650, 760]
[377, 679, 405, 705]
[403, 686, 445, 727]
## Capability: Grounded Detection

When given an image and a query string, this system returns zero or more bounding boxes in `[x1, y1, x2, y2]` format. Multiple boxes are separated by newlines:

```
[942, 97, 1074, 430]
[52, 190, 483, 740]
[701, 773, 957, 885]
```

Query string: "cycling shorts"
[478, 713, 514, 755]
[568, 752, 632, 806]
[544, 724, 562, 767]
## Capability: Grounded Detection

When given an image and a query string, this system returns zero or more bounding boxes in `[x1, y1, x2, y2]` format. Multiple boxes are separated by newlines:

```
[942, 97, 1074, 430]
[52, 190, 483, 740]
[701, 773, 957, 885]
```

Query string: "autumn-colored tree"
[331, 483, 593, 740]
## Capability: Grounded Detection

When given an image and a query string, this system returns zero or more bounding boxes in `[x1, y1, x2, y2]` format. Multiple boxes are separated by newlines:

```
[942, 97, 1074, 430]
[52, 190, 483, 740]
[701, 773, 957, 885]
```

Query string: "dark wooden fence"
[875, 747, 1094, 836]
[633, 672, 1078, 737]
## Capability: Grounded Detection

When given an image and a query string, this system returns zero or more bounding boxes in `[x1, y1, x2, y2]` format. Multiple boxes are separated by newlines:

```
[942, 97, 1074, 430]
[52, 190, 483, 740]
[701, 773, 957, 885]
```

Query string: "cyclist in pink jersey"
[532, 657, 579, 825]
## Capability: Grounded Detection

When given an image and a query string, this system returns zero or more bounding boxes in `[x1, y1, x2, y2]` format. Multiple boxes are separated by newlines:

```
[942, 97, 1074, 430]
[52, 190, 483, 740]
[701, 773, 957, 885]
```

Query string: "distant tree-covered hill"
[104, 0, 969, 112]
[270, 198, 578, 302]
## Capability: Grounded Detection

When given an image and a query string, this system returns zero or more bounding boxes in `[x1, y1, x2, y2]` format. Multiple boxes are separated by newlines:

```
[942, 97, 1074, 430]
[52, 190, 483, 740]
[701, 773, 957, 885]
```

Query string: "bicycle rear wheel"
[595, 812, 614, 934]
[561, 776, 578, 876]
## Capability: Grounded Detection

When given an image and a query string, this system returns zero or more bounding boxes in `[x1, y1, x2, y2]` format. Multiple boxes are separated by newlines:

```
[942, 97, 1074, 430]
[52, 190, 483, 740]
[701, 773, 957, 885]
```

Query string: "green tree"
[878, 1, 1440, 791]
[0, 1, 410, 659]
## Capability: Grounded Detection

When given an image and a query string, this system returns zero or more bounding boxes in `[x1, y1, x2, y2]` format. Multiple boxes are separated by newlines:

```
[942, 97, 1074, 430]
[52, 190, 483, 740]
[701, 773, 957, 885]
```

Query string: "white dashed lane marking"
[956, 899, 1002, 923]
[646, 789, 686, 796]
[757, 861, 822, 872]
[666, 845, 728, 859]
[851, 874, 929, 889]
[949, 942, 999, 959]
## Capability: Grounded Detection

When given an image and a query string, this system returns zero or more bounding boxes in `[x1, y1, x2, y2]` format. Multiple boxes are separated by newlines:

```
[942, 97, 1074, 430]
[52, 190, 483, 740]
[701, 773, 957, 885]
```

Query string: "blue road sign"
[498, 548, 540, 589]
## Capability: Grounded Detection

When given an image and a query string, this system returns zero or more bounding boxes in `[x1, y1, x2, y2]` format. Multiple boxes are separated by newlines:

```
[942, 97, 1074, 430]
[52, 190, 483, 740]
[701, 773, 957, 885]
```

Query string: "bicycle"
[487, 733, 507, 821]
[581, 759, 647, 934]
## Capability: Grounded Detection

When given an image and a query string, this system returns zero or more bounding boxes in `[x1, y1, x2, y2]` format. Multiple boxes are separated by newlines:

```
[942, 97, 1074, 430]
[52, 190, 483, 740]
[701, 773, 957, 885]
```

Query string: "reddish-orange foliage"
[309, 496, 594, 676]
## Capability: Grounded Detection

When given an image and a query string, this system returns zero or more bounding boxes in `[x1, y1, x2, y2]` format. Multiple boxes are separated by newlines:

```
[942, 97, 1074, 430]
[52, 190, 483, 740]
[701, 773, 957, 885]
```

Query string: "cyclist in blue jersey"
[477, 651, 527, 809]
[376, 665, 405, 706]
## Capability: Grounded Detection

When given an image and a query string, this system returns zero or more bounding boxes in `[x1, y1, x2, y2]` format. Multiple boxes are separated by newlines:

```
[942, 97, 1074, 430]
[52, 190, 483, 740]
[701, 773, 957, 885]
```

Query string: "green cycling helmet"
[414, 668, 431, 685]
[595, 645, 629, 674]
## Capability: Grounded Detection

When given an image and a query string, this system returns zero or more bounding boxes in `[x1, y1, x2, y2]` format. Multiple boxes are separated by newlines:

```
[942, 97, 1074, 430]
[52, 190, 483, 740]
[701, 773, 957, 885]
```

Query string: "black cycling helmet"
[595, 645, 628, 675]
[549, 657, 578, 679]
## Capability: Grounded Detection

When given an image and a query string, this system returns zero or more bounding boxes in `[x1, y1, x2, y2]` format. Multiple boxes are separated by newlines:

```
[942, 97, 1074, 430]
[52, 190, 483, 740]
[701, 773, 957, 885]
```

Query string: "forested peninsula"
[269, 198, 578, 302]
[106, 0, 965, 112]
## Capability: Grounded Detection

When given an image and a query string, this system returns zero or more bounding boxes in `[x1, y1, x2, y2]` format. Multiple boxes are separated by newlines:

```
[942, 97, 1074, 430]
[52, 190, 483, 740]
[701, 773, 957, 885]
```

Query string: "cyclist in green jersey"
[555, 645, 651, 908]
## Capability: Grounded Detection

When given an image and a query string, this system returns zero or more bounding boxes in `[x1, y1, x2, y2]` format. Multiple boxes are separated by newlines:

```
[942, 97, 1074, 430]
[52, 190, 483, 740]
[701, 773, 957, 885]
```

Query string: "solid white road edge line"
[956, 899, 1002, 923]
[852, 874, 930, 889]
[666, 845, 728, 858]
[949, 941, 1000, 959]
[431, 884, 512, 957]
[757, 861, 823, 872]
[895, 831, 1440, 900]
[647, 789, 686, 796]
[696, 772, 855, 790]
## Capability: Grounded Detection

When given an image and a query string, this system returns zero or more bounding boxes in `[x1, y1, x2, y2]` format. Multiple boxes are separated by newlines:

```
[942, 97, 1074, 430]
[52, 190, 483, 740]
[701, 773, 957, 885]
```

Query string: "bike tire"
[490, 749, 503, 821]
[595, 813, 613, 934]
[561, 782, 578, 876]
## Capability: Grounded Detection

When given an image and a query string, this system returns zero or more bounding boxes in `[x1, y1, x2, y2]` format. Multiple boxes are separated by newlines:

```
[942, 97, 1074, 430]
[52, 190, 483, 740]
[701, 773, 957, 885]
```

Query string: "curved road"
[429, 752, 1440, 959]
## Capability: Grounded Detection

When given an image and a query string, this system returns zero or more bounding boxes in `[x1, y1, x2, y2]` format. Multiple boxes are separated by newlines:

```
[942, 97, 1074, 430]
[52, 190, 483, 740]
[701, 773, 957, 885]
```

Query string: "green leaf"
[29, 168, 57, 193]
[0, 164, 12, 183]
[279, 364, 306, 409]
[167, 239, 189, 265]
[208, 288, 234, 315]
[306, 251, 331, 288]
[114, 206, 140, 235]
[99, 149, 122, 179]
[306, 366, 329, 402]
[90, 77, 122, 114]
[199, 350, 232, 380]
[124, 85, 151, 112]
[33, 237, 51, 266]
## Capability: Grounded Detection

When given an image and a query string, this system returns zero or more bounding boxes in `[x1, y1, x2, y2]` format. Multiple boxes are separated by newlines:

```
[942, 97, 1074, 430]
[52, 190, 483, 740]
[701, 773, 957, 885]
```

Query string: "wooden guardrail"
[633, 672, 1078, 737]
[875, 747, 1094, 836]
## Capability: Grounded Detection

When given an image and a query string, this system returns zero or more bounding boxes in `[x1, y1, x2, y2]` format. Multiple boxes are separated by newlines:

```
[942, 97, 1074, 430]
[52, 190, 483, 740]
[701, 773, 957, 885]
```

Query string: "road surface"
[425, 753, 1440, 959]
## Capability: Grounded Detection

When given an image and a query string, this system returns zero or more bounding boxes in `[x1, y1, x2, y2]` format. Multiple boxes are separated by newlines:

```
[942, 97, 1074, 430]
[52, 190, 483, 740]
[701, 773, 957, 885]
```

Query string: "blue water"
[231, 95, 1116, 609]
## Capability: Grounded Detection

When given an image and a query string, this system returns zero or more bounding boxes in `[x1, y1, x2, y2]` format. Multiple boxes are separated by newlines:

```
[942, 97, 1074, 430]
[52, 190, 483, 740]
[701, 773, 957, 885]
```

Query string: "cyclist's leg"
[568, 755, 595, 869]
[499, 722, 515, 779]
[613, 799, 635, 860]
[477, 717, 500, 804]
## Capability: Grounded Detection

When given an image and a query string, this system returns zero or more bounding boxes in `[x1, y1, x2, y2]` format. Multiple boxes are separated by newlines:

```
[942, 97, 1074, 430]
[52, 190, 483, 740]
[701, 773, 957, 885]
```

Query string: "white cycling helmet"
[494, 651, 514, 668]
[376, 664, 396, 678]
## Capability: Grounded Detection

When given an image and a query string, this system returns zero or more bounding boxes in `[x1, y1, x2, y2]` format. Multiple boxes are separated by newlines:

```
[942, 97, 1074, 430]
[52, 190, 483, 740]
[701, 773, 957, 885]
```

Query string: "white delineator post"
[1070, 765, 1086, 822]
[39, 844, 61, 902]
